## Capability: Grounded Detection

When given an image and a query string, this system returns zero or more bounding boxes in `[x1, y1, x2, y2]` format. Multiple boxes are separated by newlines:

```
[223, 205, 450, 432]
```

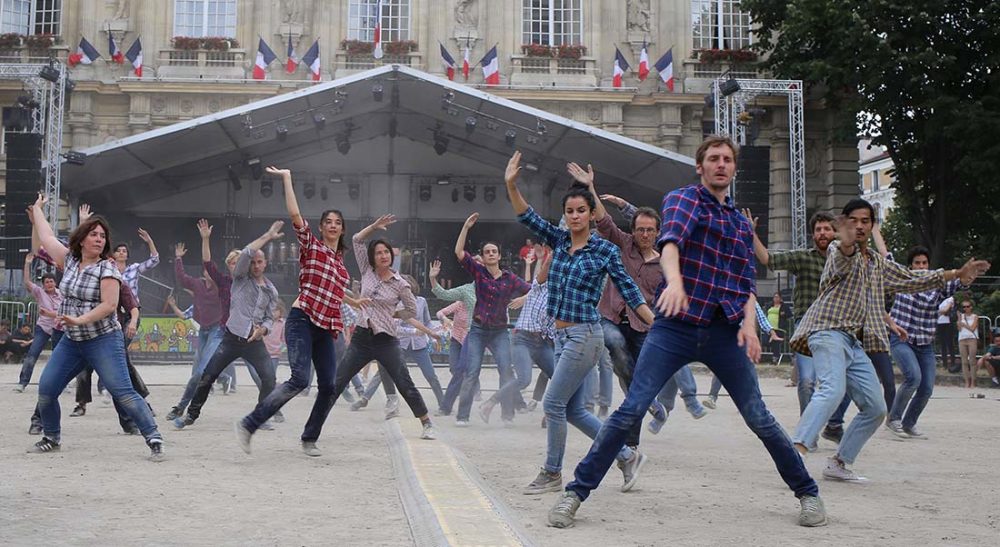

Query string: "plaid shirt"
[514, 281, 556, 338]
[656, 184, 756, 326]
[790, 241, 946, 355]
[891, 277, 964, 346]
[120, 254, 159, 305]
[595, 211, 662, 333]
[341, 302, 358, 330]
[227, 247, 279, 339]
[294, 220, 350, 333]
[435, 283, 475, 344]
[353, 234, 416, 337]
[27, 282, 62, 335]
[767, 248, 826, 320]
[398, 296, 433, 350]
[59, 257, 123, 341]
[754, 302, 773, 334]
[204, 260, 233, 326]
[518, 207, 645, 324]
[460, 252, 530, 327]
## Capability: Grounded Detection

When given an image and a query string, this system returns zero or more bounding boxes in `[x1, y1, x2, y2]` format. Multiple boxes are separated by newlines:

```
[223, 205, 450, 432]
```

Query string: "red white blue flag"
[654, 48, 674, 91]
[302, 39, 321, 82]
[372, 0, 383, 59]
[440, 43, 456, 80]
[613, 47, 630, 88]
[253, 37, 277, 80]
[480, 45, 499, 85]
[124, 37, 143, 77]
[68, 36, 101, 67]
[286, 35, 299, 73]
[108, 32, 123, 64]
[638, 41, 650, 81]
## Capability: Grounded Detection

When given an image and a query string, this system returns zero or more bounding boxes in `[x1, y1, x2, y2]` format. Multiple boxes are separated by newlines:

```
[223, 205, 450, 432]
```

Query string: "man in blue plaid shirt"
[548, 135, 826, 529]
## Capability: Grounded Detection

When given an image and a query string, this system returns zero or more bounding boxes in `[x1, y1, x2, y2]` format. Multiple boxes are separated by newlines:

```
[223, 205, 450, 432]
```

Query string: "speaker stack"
[734, 146, 770, 277]
[4, 132, 42, 266]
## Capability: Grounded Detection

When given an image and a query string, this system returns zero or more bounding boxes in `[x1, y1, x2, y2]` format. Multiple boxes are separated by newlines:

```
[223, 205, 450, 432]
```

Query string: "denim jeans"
[18, 326, 62, 387]
[793, 331, 887, 464]
[545, 323, 632, 474]
[187, 329, 276, 421]
[567, 316, 817, 502]
[174, 324, 224, 412]
[495, 331, 552, 419]
[656, 365, 704, 414]
[457, 324, 514, 422]
[888, 335, 937, 429]
[360, 366, 397, 399]
[439, 338, 468, 413]
[331, 327, 429, 420]
[36, 331, 161, 444]
[826, 351, 895, 428]
[585, 346, 614, 407]
[243, 309, 337, 438]
[709, 375, 722, 397]
[600, 318, 647, 447]
[795, 352, 816, 415]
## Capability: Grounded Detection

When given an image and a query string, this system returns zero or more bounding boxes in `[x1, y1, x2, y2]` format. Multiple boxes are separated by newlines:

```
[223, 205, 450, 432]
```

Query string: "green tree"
[744, 0, 1000, 267]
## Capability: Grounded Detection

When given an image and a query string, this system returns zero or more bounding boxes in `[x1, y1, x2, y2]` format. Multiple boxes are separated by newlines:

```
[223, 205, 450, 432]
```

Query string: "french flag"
[462, 45, 470, 80]
[108, 32, 123, 64]
[372, 0, 383, 59]
[67, 37, 101, 67]
[285, 35, 299, 73]
[654, 48, 674, 92]
[302, 39, 321, 82]
[252, 37, 277, 80]
[124, 37, 143, 77]
[612, 47, 630, 88]
[440, 43, 456, 80]
[480, 45, 499, 85]
[637, 40, 649, 81]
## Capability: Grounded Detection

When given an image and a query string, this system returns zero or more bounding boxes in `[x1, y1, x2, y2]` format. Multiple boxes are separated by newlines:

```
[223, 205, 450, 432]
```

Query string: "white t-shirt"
[958, 313, 978, 340]
[937, 297, 954, 325]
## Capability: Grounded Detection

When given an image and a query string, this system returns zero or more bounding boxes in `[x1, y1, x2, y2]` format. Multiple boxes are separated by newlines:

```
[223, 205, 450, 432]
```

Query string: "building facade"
[858, 140, 895, 224]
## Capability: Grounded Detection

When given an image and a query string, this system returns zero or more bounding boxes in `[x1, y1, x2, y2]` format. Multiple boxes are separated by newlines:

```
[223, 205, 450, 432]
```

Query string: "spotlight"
[524, 162, 540, 173]
[465, 116, 477, 135]
[451, 188, 459, 203]
[436, 177, 450, 185]
[303, 181, 316, 199]
[227, 165, 242, 191]
[372, 83, 384, 102]
[260, 179, 274, 198]
[463, 185, 476, 202]
[312, 113, 326, 129]
[348, 182, 360, 200]
[320, 186, 328, 200]
[247, 157, 263, 180]
[276, 123, 289, 141]
[536, 120, 547, 134]
[62, 151, 87, 165]
[504, 129, 517, 147]
[483, 186, 496, 204]
[433, 132, 449, 156]
[336, 134, 351, 155]
[329, 174, 343, 184]
[419, 185, 432, 202]
[719, 77, 741, 97]
[441, 90, 455, 110]
[39, 64, 60, 83]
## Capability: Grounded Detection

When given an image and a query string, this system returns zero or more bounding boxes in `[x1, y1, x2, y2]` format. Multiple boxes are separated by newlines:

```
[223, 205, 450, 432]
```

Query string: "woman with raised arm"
[234, 167, 354, 454]
[503, 151, 655, 495]
[28, 194, 164, 461]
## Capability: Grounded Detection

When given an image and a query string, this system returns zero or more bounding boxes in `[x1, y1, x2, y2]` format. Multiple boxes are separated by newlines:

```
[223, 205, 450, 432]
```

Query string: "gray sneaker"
[798, 495, 828, 527]
[523, 468, 562, 495]
[350, 397, 369, 411]
[420, 422, 437, 440]
[302, 441, 322, 457]
[885, 420, 911, 439]
[12, 384, 25, 393]
[618, 451, 648, 492]
[902, 426, 927, 439]
[690, 405, 708, 419]
[234, 421, 253, 454]
[547, 491, 581, 528]
[822, 456, 868, 482]
[702, 396, 717, 409]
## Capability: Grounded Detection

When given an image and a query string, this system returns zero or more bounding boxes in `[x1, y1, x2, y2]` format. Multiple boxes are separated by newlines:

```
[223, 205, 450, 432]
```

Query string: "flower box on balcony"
[521, 43, 552, 57]
[24, 33, 54, 49]
[696, 48, 758, 64]
[172, 36, 239, 51]
[0, 33, 21, 48]
[556, 44, 586, 60]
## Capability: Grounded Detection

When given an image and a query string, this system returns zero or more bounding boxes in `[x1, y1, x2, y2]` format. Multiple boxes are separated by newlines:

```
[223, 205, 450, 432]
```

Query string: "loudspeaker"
[734, 146, 770, 276]
[4, 133, 43, 242]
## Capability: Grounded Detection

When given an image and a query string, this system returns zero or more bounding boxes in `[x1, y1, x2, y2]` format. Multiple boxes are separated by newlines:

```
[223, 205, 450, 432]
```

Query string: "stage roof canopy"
[63, 65, 696, 214]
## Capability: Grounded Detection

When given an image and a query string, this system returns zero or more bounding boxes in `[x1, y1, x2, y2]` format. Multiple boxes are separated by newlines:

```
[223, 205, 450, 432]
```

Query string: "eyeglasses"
[962, 305, 973, 309]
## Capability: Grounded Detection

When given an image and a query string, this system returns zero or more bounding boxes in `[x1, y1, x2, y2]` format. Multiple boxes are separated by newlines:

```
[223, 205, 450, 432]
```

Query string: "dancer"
[14, 250, 63, 392]
[453, 214, 531, 426]
[173, 221, 283, 429]
[549, 136, 825, 529]
[235, 167, 354, 454]
[326, 214, 438, 440]
[27, 195, 163, 460]
[789, 199, 988, 481]
[885, 246, 965, 439]
[429, 261, 475, 416]
[503, 151, 655, 496]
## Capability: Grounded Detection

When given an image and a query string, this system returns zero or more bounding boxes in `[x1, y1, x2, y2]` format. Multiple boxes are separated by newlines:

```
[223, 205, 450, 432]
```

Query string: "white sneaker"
[885, 420, 911, 439]
[12, 385, 25, 393]
[455, 420, 469, 428]
[822, 456, 868, 482]
[420, 422, 437, 440]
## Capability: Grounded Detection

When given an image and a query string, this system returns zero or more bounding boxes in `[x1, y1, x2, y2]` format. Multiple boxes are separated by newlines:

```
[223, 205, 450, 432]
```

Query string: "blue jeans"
[545, 323, 632, 474]
[567, 316, 817, 501]
[243, 309, 336, 439]
[18, 326, 62, 387]
[795, 352, 816, 414]
[496, 331, 552, 418]
[175, 324, 224, 411]
[793, 331, 887, 464]
[656, 365, 704, 414]
[457, 324, 514, 422]
[439, 338, 467, 413]
[709, 375, 722, 397]
[37, 331, 161, 444]
[889, 336, 937, 429]
[585, 346, 613, 407]
[600, 318, 646, 447]
[826, 351, 895, 429]
[361, 347, 442, 407]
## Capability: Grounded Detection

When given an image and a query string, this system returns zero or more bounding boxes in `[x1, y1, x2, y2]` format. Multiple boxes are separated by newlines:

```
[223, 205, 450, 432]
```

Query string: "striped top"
[352, 234, 416, 337]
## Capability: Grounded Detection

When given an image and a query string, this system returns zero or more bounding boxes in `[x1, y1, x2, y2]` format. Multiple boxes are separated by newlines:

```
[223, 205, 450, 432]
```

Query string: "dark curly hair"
[68, 216, 113, 261]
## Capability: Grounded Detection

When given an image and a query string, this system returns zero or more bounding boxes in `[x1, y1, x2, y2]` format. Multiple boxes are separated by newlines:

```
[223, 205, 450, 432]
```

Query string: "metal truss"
[0, 62, 66, 227]
[714, 78, 807, 249]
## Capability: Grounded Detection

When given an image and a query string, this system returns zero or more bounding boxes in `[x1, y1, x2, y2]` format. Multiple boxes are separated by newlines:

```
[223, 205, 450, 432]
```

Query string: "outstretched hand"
[566, 162, 595, 188]
[429, 259, 441, 278]
[463, 212, 479, 230]
[505, 151, 522, 186]
[197, 219, 213, 238]
[372, 214, 396, 231]
[740, 208, 759, 231]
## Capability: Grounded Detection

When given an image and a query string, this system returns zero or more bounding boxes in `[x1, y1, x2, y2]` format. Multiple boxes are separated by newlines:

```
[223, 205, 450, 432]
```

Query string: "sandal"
[28, 437, 61, 453]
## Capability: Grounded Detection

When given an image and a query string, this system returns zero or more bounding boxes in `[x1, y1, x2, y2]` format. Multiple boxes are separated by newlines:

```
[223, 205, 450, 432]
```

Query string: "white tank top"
[958, 313, 978, 340]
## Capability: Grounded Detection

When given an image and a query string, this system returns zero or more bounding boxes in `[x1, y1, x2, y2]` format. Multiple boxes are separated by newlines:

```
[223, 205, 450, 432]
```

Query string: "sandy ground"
[2, 361, 998, 546]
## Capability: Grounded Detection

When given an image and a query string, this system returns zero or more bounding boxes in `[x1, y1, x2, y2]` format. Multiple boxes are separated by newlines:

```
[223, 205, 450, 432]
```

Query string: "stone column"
[128, 93, 151, 135]
[768, 107, 793, 250]
[66, 92, 94, 149]
[656, 104, 682, 152]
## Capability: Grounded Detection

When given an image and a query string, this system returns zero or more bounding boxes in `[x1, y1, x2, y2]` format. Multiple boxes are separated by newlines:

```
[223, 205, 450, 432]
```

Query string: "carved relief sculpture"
[626, 0, 651, 33]
[454, 0, 479, 30]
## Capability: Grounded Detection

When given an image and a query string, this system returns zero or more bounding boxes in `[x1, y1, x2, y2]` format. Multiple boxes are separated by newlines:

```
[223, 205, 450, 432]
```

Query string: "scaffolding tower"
[713, 78, 807, 249]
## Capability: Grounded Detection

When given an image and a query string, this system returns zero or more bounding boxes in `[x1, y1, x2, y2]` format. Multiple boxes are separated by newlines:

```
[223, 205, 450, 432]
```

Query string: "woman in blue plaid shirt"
[504, 151, 656, 496]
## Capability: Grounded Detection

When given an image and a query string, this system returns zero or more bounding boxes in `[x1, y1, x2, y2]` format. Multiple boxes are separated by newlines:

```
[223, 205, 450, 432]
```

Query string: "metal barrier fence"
[0, 300, 28, 328]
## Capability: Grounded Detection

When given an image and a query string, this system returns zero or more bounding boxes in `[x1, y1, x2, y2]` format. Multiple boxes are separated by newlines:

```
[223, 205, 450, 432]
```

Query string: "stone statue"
[112, 0, 129, 20]
[626, 0, 651, 33]
[281, 0, 309, 25]
[454, 0, 479, 30]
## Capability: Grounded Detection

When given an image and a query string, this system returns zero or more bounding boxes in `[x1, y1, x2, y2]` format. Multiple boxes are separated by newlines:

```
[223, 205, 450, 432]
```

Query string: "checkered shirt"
[514, 280, 555, 338]
[460, 252, 530, 328]
[655, 184, 756, 326]
[518, 207, 645, 324]
[121, 254, 159, 305]
[790, 241, 946, 356]
[891, 276, 964, 346]
[227, 247, 279, 339]
[340, 302, 358, 330]
[294, 220, 350, 333]
[353, 234, 416, 337]
[767, 248, 826, 320]
[754, 302, 773, 334]
[204, 260, 233, 325]
[59, 257, 123, 341]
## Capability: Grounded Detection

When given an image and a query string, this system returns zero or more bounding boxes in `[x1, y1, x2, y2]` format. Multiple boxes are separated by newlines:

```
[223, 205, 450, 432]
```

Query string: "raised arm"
[504, 151, 530, 215]
[567, 161, 606, 221]
[165, 294, 187, 320]
[455, 213, 477, 262]
[22, 253, 35, 292]
[601, 194, 637, 222]
[28, 204, 41, 255]
[535, 246, 553, 285]
[355, 214, 396, 244]
[247, 220, 284, 253]
[871, 222, 890, 258]
[30, 195, 68, 269]
[266, 166, 304, 229]
[198, 219, 213, 263]
[173, 243, 197, 290]
[136, 228, 160, 271]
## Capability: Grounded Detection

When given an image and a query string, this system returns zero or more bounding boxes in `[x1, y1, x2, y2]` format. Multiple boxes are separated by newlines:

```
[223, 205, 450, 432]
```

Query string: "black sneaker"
[165, 407, 182, 421]
[28, 437, 60, 453]
[147, 439, 165, 462]
[70, 404, 86, 417]
[821, 425, 843, 444]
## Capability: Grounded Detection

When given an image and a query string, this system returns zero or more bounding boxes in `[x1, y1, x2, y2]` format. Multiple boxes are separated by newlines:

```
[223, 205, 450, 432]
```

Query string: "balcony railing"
[156, 49, 247, 79]
[509, 55, 598, 87]
[333, 51, 421, 77]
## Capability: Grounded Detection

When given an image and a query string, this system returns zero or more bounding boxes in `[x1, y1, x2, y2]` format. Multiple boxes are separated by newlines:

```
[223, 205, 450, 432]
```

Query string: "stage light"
[348, 183, 360, 200]
[329, 174, 343, 184]
[303, 181, 316, 199]
[227, 165, 242, 191]
[536, 120, 547, 134]
[436, 177, 450, 185]
[465, 116, 477, 135]
[451, 188, 459, 203]
[524, 162, 540, 173]
[372, 83, 384, 102]
[39, 64, 60, 83]
[505, 129, 517, 147]
[260, 180, 273, 198]
[463, 185, 476, 202]
[247, 157, 263, 179]
[419, 185, 432, 202]
[312, 113, 326, 129]
[483, 186, 496, 204]
[336, 134, 351, 155]
[433, 132, 449, 156]
[719, 77, 741, 97]
[275, 123, 289, 141]
[62, 151, 87, 165]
